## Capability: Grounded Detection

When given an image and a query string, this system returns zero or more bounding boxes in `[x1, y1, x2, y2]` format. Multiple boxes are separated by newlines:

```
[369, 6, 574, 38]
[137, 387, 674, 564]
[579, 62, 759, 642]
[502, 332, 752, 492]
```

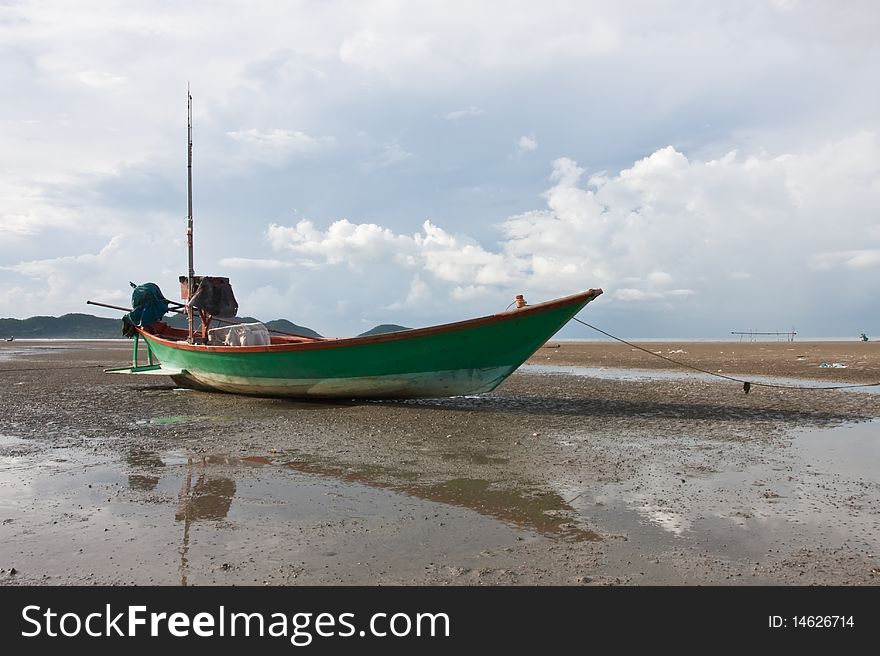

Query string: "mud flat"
[0, 339, 878, 585]
[535, 339, 880, 384]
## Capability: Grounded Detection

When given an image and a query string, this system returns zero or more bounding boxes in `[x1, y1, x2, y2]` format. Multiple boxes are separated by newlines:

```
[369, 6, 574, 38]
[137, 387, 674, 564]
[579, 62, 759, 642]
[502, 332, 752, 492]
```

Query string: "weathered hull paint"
[134, 289, 602, 399]
[169, 365, 514, 399]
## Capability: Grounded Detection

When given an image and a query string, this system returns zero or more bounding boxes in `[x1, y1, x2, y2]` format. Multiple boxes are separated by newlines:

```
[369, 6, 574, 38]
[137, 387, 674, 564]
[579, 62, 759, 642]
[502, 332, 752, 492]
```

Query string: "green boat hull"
[131, 289, 601, 399]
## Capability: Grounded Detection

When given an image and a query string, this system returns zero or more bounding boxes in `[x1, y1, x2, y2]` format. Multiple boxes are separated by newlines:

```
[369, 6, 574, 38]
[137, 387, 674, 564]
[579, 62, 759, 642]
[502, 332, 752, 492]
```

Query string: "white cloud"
[267, 218, 509, 287]
[450, 284, 491, 301]
[515, 135, 538, 155]
[239, 132, 880, 332]
[811, 249, 880, 270]
[1, 227, 181, 316]
[361, 142, 414, 171]
[218, 257, 295, 270]
[227, 129, 335, 154]
[615, 289, 668, 302]
[267, 219, 413, 267]
[646, 271, 673, 286]
[0, 177, 79, 240]
[386, 275, 431, 310]
[445, 106, 485, 120]
[76, 70, 126, 87]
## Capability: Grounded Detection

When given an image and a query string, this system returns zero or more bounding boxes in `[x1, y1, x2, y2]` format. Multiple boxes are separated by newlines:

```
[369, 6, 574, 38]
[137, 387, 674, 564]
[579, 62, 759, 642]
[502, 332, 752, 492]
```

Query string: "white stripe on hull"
[171, 365, 516, 399]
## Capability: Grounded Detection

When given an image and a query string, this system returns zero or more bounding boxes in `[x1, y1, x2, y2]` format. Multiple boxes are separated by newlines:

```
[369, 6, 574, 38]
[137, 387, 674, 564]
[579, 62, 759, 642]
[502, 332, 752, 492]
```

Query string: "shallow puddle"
[794, 420, 879, 480]
[569, 419, 880, 570]
[0, 440, 592, 585]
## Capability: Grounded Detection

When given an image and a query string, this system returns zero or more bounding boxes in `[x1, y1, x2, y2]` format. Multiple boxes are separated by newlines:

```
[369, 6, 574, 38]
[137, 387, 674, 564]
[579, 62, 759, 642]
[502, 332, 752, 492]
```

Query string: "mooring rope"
[573, 316, 880, 393]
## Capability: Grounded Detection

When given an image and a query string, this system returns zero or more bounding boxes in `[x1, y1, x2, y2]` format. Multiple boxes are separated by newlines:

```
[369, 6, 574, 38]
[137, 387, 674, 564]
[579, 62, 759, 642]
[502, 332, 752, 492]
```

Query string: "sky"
[1, 0, 878, 338]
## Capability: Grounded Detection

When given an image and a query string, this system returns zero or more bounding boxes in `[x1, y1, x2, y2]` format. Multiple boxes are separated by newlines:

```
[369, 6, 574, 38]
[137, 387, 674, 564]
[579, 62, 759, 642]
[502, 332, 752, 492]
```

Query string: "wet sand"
[0, 339, 878, 585]
[536, 339, 880, 384]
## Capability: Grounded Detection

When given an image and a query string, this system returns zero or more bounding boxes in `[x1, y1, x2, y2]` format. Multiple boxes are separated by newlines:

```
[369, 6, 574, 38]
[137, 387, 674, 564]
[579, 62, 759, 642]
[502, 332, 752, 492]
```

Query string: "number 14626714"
[768, 616, 854, 629]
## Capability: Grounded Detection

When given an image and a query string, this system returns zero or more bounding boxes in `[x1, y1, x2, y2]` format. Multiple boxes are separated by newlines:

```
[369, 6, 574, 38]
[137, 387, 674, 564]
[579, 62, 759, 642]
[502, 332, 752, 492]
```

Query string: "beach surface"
[0, 338, 878, 585]
[537, 339, 880, 384]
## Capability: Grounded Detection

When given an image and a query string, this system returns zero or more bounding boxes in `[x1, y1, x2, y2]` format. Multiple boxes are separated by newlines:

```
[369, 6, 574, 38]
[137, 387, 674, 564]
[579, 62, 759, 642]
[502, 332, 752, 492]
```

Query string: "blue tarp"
[123, 282, 169, 337]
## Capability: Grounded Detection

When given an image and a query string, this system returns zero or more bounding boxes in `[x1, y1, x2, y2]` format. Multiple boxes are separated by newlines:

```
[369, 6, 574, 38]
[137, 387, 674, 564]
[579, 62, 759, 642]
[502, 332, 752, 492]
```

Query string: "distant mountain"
[0, 313, 322, 339]
[164, 313, 187, 329]
[165, 313, 264, 330]
[264, 319, 322, 338]
[0, 312, 408, 340]
[357, 324, 411, 337]
[0, 313, 121, 339]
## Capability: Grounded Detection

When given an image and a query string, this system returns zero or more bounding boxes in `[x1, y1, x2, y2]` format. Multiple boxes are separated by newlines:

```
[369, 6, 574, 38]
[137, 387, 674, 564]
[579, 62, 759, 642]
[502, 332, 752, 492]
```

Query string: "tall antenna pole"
[186, 84, 195, 343]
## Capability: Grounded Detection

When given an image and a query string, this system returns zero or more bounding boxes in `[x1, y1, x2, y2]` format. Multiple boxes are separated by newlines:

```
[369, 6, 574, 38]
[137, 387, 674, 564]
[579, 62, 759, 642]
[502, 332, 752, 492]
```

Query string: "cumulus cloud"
[4, 132, 879, 336]
[1, 224, 181, 315]
[515, 135, 538, 155]
[236, 132, 880, 333]
[267, 219, 413, 267]
[266, 218, 508, 286]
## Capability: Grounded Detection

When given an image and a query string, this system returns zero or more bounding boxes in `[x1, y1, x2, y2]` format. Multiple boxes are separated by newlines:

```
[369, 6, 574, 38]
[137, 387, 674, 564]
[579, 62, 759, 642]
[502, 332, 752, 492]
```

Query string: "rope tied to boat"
[572, 316, 880, 393]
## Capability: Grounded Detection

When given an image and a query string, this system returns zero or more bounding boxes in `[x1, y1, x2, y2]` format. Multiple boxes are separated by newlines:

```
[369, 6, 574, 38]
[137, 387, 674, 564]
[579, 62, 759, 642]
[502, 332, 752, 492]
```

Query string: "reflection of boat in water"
[175, 457, 237, 522]
[167, 453, 595, 541]
[132, 450, 596, 548]
[175, 455, 238, 586]
[125, 448, 596, 585]
[280, 457, 598, 542]
[125, 449, 240, 585]
[126, 448, 165, 491]
[98, 91, 603, 399]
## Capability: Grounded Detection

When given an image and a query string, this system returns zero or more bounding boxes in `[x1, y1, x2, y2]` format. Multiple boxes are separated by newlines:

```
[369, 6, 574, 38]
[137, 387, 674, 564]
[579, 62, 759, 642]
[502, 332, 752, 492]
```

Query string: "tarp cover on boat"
[190, 276, 238, 318]
[122, 282, 169, 337]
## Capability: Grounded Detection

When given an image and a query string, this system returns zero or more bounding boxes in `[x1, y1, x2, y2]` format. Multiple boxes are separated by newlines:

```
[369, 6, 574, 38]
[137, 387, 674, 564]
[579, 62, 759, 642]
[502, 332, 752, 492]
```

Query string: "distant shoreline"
[1, 338, 129, 342]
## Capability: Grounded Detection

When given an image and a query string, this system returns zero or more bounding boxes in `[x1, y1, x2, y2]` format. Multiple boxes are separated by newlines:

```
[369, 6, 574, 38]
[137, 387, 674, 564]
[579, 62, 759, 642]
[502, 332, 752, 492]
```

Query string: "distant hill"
[0, 313, 408, 340]
[0, 312, 322, 339]
[169, 315, 322, 338]
[0, 313, 120, 339]
[166, 313, 268, 330]
[357, 324, 411, 337]
[264, 319, 322, 338]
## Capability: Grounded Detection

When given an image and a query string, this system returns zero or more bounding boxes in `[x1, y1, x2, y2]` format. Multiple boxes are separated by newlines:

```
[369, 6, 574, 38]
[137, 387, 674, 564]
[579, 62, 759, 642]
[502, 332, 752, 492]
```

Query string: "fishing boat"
[95, 91, 603, 399]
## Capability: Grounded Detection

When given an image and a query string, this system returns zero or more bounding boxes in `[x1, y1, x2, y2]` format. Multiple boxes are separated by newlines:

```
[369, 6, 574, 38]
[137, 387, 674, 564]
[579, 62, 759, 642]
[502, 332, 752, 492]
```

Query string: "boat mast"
[186, 85, 195, 343]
